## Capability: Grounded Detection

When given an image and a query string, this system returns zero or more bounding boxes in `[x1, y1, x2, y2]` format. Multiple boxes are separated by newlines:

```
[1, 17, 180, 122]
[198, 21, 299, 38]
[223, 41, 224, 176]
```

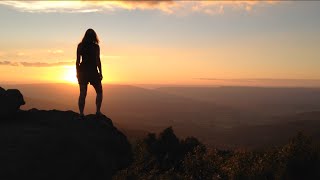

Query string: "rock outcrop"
[0, 87, 25, 116]
[0, 88, 132, 179]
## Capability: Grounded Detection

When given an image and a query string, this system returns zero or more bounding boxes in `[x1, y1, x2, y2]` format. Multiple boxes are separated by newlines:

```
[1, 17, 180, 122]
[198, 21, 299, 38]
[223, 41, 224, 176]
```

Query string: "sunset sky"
[0, 1, 320, 86]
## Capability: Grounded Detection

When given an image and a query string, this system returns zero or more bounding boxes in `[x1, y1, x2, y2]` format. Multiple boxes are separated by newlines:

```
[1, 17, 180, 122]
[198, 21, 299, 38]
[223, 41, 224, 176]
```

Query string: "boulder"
[0, 87, 25, 116]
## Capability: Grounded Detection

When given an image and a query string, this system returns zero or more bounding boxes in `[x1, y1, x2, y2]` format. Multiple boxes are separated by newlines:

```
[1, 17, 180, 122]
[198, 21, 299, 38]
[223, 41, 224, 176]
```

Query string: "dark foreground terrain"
[0, 87, 132, 179]
[0, 109, 132, 180]
[114, 128, 320, 180]
[1, 87, 320, 179]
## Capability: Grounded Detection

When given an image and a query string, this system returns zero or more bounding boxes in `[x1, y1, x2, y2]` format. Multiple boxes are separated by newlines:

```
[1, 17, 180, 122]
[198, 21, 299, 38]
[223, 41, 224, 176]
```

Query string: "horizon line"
[2, 82, 320, 89]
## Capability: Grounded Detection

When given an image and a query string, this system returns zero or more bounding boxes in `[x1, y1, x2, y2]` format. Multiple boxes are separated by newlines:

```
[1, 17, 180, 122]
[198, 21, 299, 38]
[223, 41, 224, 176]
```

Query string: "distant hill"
[157, 86, 320, 117]
[23, 96, 69, 110]
[3, 84, 320, 149]
[3, 83, 251, 135]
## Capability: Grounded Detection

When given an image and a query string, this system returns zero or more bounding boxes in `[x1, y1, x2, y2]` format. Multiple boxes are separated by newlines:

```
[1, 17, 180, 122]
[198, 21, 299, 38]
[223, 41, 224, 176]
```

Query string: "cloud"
[194, 78, 320, 87]
[0, 61, 20, 66]
[0, 61, 74, 67]
[17, 52, 26, 56]
[47, 49, 64, 54]
[0, 1, 277, 15]
[195, 78, 320, 83]
[100, 54, 122, 59]
[0, 1, 174, 13]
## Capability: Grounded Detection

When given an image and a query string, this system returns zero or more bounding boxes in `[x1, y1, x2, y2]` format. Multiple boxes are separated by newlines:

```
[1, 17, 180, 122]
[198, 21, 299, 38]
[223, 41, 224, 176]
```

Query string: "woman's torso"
[79, 42, 99, 73]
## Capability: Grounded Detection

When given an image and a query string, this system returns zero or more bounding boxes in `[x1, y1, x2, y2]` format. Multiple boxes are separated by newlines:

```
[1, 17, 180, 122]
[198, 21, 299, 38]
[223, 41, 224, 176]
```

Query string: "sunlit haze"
[1, 1, 320, 87]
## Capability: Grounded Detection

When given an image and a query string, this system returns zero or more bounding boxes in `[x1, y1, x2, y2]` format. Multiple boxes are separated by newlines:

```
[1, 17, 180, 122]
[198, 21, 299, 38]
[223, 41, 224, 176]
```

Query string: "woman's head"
[81, 29, 99, 44]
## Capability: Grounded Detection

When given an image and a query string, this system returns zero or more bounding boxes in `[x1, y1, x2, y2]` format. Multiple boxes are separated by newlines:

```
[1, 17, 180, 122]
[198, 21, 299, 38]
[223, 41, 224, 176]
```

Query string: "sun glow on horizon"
[62, 66, 78, 84]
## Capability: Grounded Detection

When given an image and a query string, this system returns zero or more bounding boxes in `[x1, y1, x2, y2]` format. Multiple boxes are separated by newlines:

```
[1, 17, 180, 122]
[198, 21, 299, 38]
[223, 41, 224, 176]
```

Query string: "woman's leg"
[78, 84, 88, 116]
[93, 82, 103, 114]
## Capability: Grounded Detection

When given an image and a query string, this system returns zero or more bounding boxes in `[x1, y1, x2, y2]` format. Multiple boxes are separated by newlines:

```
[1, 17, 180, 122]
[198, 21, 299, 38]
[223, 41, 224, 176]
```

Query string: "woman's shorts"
[77, 68, 101, 85]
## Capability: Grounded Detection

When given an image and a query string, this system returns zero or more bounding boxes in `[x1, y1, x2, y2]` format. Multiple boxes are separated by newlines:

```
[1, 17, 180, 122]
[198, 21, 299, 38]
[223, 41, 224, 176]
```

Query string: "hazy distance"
[2, 83, 320, 149]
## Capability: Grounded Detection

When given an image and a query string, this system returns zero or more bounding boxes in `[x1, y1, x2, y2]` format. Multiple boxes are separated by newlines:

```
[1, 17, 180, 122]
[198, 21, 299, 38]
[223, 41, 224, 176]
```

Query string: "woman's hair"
[81, 28, 99, 44]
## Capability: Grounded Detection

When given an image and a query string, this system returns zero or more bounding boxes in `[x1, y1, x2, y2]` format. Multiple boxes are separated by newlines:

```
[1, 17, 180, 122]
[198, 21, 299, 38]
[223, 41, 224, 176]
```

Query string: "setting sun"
[63, 66, 78, 84]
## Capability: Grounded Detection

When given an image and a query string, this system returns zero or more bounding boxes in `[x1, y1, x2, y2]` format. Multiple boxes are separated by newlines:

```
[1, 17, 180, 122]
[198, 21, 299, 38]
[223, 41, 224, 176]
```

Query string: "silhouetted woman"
[76, 29, 103, 118]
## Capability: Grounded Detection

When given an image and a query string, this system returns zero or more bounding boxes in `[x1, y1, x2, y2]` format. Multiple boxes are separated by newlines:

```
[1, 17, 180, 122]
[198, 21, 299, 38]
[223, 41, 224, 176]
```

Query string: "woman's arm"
[96, 45, 103, 80]
[76, 44, 81, 73]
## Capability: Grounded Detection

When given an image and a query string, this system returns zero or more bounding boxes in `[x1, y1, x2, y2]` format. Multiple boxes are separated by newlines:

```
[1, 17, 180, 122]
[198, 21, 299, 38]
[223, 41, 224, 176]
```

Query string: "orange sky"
[0, 1, 320, 86]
